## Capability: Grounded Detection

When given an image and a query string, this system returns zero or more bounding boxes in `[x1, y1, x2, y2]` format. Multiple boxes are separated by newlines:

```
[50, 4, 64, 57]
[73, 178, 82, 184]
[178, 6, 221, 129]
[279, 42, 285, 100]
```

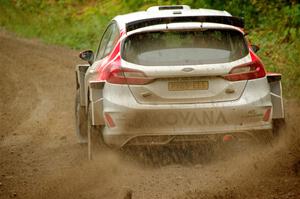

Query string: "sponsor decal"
[125, 110, 227, 129]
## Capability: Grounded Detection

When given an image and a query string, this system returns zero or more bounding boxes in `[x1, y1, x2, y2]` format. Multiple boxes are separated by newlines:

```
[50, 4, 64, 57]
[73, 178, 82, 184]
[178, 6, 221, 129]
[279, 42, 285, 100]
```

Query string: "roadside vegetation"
[0, 0, 299, 98]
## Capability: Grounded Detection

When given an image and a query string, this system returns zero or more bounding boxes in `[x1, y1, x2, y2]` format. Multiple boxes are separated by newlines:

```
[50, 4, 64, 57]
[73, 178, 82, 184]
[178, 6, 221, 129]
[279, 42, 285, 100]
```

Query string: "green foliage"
[0, 0, 299, 97]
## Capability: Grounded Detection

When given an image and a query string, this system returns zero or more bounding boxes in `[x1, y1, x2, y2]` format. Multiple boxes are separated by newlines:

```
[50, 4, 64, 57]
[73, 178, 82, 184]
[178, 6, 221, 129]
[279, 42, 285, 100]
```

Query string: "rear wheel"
[75, 90, 88, 143]
[272, 118, 286, 137]
[253, 130, 274, 145]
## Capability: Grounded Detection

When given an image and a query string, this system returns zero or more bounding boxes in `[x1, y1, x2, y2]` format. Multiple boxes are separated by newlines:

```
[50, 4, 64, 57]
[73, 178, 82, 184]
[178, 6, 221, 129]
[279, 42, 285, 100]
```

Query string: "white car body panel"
[102, 77, 272, 147]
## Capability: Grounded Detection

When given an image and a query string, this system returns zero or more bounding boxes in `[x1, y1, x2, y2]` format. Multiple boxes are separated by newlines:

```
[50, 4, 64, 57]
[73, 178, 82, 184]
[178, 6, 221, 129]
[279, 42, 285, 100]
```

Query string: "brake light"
[107, 65, 153, 85]
[224, 51, 266, 81]
[99, 56, 154, 85]
[223, 60, 266, 81]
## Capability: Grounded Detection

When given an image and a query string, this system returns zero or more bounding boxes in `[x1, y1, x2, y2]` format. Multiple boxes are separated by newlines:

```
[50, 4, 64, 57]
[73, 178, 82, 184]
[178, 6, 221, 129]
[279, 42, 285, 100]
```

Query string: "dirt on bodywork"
[0, 30, 300, 199]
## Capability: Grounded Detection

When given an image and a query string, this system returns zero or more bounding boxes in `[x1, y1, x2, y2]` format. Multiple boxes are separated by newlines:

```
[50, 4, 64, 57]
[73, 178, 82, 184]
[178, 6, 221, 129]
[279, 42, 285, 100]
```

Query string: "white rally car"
[75, 5, 285, 154]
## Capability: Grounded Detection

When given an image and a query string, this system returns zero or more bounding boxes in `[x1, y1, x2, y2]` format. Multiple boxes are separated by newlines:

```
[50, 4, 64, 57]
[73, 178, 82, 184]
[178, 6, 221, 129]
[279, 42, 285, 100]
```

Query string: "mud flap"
[267, 73, 284, 119]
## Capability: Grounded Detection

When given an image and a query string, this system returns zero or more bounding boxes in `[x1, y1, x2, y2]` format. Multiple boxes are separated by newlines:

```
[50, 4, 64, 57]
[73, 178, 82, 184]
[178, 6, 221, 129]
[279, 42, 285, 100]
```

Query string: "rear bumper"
[102, 77, 272, 148]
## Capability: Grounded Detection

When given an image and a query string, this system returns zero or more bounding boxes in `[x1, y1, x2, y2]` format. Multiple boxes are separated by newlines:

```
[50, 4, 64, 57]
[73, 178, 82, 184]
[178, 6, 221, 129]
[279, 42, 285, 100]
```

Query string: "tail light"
[224, 51, 266, 81]
[101, 58, 153, 85]
[107, 66, 153, 85]
[263, 108, 272, 122]
[223, 60, 266, 81]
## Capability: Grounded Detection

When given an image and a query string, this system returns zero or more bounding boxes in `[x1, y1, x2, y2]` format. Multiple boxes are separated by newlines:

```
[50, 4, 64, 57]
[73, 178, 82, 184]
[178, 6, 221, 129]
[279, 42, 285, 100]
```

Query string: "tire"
[254, 130, 274, 145]
[272, 118, 286, 137]
[75, 90, 88, 143]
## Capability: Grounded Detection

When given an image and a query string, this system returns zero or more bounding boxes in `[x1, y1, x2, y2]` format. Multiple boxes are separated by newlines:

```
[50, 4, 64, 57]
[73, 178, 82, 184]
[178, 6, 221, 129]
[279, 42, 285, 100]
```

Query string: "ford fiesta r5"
[74, 5, 285, 150]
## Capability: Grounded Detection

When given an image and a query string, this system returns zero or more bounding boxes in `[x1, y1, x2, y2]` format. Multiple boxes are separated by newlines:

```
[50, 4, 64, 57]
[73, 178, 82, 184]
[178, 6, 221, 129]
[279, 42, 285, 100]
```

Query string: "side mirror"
[79, 50, 94, 65]
[251, 45, 260, 53]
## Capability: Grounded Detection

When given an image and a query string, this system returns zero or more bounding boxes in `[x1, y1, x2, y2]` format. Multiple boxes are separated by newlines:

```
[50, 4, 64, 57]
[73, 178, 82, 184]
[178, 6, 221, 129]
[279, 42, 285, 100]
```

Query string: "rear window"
[122, 29, 248, 66]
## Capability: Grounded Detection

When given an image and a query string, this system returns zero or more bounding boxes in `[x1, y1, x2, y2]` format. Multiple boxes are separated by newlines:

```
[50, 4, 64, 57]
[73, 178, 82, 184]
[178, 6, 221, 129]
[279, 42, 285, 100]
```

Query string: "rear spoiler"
[126, 16, 244, 32]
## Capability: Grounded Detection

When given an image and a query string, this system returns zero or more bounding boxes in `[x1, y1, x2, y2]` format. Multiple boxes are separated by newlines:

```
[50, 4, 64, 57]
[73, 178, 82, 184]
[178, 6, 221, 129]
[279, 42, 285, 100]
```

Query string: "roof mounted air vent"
[147, 5, 191, 12]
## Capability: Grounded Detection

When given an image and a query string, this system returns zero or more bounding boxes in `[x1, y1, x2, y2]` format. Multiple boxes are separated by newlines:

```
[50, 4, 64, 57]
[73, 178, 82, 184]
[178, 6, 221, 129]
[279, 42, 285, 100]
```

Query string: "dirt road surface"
[0, 30, 300, 199]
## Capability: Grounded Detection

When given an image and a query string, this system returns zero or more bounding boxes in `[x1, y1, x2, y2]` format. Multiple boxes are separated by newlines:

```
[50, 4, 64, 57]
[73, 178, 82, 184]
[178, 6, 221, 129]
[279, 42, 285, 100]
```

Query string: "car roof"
[114, 5, 233, 31]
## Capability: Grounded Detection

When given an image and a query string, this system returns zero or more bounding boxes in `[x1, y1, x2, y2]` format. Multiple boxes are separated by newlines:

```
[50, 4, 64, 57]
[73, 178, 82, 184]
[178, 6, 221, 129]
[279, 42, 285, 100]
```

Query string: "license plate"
[168, 81, 209, 91]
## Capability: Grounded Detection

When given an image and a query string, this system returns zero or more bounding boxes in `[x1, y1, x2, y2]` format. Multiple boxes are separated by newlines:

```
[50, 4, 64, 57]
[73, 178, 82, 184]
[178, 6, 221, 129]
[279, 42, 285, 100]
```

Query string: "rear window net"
[126, 16, 244, 32]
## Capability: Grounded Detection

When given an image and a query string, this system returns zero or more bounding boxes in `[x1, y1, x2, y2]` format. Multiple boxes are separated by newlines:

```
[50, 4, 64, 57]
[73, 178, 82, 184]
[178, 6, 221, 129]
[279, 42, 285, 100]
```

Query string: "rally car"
[75, 5, 285, 156]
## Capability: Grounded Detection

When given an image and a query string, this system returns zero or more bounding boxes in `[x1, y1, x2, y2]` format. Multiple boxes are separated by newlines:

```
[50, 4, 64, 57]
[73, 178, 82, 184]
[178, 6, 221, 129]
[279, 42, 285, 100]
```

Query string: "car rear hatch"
[119, 25, 251, 104]
[121, 61, 249, 104]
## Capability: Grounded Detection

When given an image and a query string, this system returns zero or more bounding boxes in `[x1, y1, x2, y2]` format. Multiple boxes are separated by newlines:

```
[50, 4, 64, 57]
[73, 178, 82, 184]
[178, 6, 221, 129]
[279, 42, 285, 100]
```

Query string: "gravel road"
[0, 30, 300, 199]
